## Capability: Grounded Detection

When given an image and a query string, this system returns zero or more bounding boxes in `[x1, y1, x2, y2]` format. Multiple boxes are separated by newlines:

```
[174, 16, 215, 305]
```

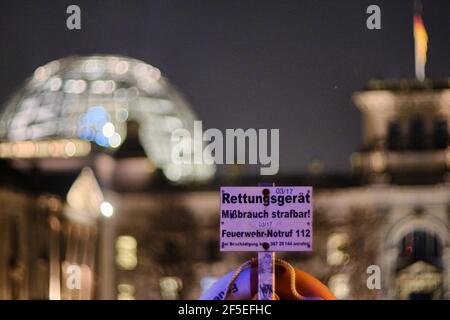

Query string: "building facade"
[0, 56, 449, 299]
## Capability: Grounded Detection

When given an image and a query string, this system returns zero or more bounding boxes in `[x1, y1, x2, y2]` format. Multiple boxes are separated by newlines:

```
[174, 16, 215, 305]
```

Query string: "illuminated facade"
[108, 79, 450, 300]
[0, 55, 449, 300]
[316, 79, 450, 299]
[0, 55, 214, 300]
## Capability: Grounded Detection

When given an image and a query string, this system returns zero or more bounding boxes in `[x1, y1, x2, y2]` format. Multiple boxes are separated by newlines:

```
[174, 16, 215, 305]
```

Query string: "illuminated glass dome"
[0, 55, 215, 183]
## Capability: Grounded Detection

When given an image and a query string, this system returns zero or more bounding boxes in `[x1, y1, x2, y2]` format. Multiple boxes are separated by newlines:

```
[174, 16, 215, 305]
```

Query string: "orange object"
[200, 258, 336, 300]
[249, 260, 336, 300]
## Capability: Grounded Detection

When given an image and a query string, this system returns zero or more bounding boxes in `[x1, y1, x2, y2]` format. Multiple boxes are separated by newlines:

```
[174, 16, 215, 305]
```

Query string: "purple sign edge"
[219, 186, 313, 252]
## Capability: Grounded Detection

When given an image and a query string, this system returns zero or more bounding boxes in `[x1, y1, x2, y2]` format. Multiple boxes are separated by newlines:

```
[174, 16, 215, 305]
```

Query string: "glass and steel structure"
[0, 55, 214, 183]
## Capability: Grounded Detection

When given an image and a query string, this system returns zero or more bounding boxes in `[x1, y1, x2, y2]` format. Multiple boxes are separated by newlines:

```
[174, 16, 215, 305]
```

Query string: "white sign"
[220, 186, 313, 252]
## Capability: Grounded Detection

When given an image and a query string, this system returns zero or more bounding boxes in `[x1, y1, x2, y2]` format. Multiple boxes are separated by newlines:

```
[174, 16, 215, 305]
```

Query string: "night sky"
[1, 0, 450, 174]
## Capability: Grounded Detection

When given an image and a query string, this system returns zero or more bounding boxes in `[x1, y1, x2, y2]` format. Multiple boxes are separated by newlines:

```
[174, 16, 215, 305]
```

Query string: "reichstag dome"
[0, 55, 214, 183]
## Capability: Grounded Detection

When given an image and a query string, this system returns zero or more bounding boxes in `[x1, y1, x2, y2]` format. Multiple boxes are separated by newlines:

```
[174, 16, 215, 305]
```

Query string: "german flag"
[414, 1, 428, 81]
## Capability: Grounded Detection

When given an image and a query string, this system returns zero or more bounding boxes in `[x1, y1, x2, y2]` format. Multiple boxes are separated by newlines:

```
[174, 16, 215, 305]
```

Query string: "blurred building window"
[328, 274, 350, 299]
[387, 121, 402, 150]
[117, 283, 135, 300]
[159, 276, 182, 300]
[326, 233, 350, 266]
[395, 229, 444, 300]
[432, 119, 448, 150]
[409, 117, 426, 150]
[115, 235, 138, 270]
[398, 230, 442, 267]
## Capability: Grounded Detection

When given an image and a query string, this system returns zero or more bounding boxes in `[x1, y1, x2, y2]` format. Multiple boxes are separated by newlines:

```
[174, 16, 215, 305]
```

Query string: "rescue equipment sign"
[220, 186, 313, 252]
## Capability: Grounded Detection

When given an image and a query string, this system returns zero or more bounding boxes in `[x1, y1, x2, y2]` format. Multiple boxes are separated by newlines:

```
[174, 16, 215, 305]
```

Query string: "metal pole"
[258, 251, 275, 300]
[258, 182, 275, 300]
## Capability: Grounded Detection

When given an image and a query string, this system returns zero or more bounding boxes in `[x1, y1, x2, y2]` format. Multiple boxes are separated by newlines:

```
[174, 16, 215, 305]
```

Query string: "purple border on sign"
[220, 186, 313, 252]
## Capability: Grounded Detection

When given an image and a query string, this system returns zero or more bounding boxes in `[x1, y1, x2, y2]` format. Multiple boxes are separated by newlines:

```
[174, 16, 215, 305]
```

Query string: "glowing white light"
[327, 233, 350, 266]
[160, 277, 182, 300]
[109, 133, 122, 148]
[73, 80, 87, 94]
[102, 122, 115, 138]
[328, 274, 350, 299]
[47, 60, 61, 73]
[62, 79, 86, 94]
[164, 164, 182, 182]
[150, 67, 161, 80]
[34, 66, 49, 82]
[65, 141, 77, 157]
[49, 77, 62, 91]
[114, 88, 128, 100]
[91, 80, 106, 94]
[127, 87, 139, 99]
[165, 116, 183, 130]
[117, 283, 135, 300]
[0, 139, 91, 159]
[115, 61, 129, 75]
[100, 201, 114, 217]
[116, 236, 138, 270]
[104, 80, 116, 94]
[83, 59, 102, 73]
[64, 79, 75, 93]
[133, 63, 148, 77]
